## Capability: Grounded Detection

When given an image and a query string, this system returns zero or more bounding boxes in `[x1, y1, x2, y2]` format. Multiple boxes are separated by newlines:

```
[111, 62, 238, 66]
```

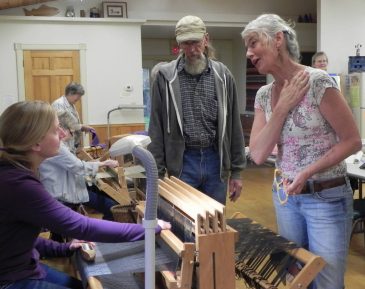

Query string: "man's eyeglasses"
[179, 40, 204, 49]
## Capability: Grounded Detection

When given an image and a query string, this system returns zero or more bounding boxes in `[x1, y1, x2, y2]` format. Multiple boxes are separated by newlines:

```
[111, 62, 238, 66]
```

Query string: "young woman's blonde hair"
[0, 101, 56, 170]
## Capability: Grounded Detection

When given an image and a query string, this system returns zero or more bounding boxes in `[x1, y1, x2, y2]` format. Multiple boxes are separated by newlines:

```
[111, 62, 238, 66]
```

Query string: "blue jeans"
[4, 264, 82, 289]
[273, 178, 353, 289]
[180, 147, 227, 204]
[85, 186, 118, 220]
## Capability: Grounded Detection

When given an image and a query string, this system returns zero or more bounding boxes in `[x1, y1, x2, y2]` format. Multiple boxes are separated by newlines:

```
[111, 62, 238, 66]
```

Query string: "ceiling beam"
[0, 0, 56, 10]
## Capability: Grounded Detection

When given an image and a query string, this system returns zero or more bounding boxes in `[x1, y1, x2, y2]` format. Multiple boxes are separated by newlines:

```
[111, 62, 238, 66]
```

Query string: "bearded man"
[148, 15, 246, 205]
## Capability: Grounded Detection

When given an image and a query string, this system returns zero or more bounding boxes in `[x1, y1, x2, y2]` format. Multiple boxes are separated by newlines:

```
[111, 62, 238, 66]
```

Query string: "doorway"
[15, 43, 88, 123]
[23, 50, 82, 116]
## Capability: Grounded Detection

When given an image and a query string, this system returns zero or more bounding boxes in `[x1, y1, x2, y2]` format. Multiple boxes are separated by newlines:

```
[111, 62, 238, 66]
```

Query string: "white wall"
[0, 18, 145, 124]
[318, 0, 364, 75]
[128, 0, 316, 23]
[0, 0, 316, 117]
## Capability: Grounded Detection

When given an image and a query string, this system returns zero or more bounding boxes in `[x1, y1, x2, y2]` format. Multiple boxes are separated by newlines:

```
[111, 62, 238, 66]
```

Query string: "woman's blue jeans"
[273, 178, 353, 289]
[85, 186, 118, 220]
[180, 147, 227, 204]
[3, 264, 82, 289]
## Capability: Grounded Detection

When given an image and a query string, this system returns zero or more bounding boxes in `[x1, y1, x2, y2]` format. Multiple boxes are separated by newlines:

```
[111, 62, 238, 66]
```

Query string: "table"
[346, 162, 365, 199]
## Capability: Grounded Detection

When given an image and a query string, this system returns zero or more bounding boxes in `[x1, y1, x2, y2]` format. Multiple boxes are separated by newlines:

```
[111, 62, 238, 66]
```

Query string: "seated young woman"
[0, 101, 171, 289]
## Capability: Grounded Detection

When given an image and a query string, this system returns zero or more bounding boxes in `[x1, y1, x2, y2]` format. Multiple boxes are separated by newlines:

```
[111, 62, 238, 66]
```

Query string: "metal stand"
[106, 105, 145, 147]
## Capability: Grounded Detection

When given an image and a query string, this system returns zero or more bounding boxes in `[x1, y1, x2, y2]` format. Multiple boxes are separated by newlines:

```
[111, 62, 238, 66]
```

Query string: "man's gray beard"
[184, 54, 207, 75]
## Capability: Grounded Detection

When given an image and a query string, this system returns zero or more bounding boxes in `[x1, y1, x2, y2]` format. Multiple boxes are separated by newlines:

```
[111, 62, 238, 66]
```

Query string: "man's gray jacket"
[148, 56, 246, 180]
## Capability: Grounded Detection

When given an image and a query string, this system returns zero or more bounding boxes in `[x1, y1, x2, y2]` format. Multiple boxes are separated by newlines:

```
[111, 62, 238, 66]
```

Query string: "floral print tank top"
[254, 67, 347, 180]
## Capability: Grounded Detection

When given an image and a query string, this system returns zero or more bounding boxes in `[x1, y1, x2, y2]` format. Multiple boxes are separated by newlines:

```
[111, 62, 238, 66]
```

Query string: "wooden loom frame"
[136, 176, 237, 289]
[77, 147, 137, 206]
[77, 174, 325, 289]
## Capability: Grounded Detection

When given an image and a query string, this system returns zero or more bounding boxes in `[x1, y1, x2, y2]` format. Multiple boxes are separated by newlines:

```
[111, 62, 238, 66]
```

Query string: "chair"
[351, 199, 365, 246]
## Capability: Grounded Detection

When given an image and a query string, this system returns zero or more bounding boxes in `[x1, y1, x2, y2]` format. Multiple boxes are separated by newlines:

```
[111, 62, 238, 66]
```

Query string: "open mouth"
[252, 58, 260, 67]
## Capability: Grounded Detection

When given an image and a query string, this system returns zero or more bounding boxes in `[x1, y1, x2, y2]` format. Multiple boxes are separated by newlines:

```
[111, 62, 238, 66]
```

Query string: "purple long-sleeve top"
[35, 237, 73, 258]
[0, 161, 159, 283]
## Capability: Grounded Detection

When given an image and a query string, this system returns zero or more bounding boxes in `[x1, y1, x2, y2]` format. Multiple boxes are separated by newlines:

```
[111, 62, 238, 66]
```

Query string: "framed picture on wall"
[103, 2, 128, 18]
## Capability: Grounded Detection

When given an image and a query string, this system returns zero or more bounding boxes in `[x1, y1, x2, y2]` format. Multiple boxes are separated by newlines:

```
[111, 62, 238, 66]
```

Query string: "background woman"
[312, 51, 329, 71]
[0, 101, 170, 289]
[242, 14, 361, 289]
[52, 82, 94, 154]
[40, 110, 118, 222]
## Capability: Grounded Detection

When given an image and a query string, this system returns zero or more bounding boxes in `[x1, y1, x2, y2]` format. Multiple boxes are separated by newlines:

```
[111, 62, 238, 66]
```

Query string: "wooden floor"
[43, 164, 365, 288]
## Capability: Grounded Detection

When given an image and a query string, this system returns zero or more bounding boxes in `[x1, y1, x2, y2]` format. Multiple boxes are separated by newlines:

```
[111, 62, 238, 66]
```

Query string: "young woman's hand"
[157, 219, 171, 230]
[68, 239, 95, 251]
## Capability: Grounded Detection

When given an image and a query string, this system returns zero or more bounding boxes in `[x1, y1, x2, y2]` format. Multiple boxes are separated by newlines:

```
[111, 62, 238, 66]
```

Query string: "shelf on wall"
[0, 15, 145, 25]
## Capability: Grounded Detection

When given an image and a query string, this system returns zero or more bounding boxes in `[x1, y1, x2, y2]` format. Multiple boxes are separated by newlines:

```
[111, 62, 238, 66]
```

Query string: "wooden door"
[23, 50, 82, 117]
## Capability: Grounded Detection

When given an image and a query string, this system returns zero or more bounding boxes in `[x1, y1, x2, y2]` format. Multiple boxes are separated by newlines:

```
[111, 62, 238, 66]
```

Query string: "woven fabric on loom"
[75, 239, 179, 289]
[157, 197, 195, 242]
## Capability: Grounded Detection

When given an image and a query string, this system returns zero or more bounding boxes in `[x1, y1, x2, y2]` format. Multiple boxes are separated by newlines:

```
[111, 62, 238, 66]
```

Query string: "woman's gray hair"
[65, 82, 85, 96]
[57, 110, 78, 132]
[241, 14, 301, 62]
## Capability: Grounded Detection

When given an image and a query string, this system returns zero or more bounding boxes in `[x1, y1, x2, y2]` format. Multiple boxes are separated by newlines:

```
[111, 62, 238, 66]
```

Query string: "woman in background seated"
[0, 101, 171, 289]
[312, 51, 341, 88]
[242, 14, 361, 289]
[311, 51, 328, 71]
[40, 111, 118, 222]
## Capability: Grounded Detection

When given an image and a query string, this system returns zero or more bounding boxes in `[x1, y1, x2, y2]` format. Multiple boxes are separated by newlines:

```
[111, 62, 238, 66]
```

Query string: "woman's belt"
[300, 177, 347, 194]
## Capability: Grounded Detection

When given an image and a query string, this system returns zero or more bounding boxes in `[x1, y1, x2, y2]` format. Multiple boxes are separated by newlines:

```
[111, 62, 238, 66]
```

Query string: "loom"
[76, 177, 326, 289]
[75, 136, 326, 289]
[78, 135, 148, 206]
[76, 176, 237, 289]
[228, 214, 326, 289]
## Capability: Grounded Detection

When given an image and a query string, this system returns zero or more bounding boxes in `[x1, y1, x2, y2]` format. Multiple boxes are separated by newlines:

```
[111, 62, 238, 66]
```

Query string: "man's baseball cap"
[175, 15, 206, 43]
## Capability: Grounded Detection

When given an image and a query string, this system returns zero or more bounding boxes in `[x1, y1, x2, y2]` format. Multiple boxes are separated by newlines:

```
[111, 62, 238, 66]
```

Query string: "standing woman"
[0, 101, 170, 289]
[52, 82, 94, 154]
[242, 14, 361, 289]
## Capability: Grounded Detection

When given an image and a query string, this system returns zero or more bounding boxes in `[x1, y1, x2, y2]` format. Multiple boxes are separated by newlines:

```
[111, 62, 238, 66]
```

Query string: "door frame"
[14, 43, 89, 125]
